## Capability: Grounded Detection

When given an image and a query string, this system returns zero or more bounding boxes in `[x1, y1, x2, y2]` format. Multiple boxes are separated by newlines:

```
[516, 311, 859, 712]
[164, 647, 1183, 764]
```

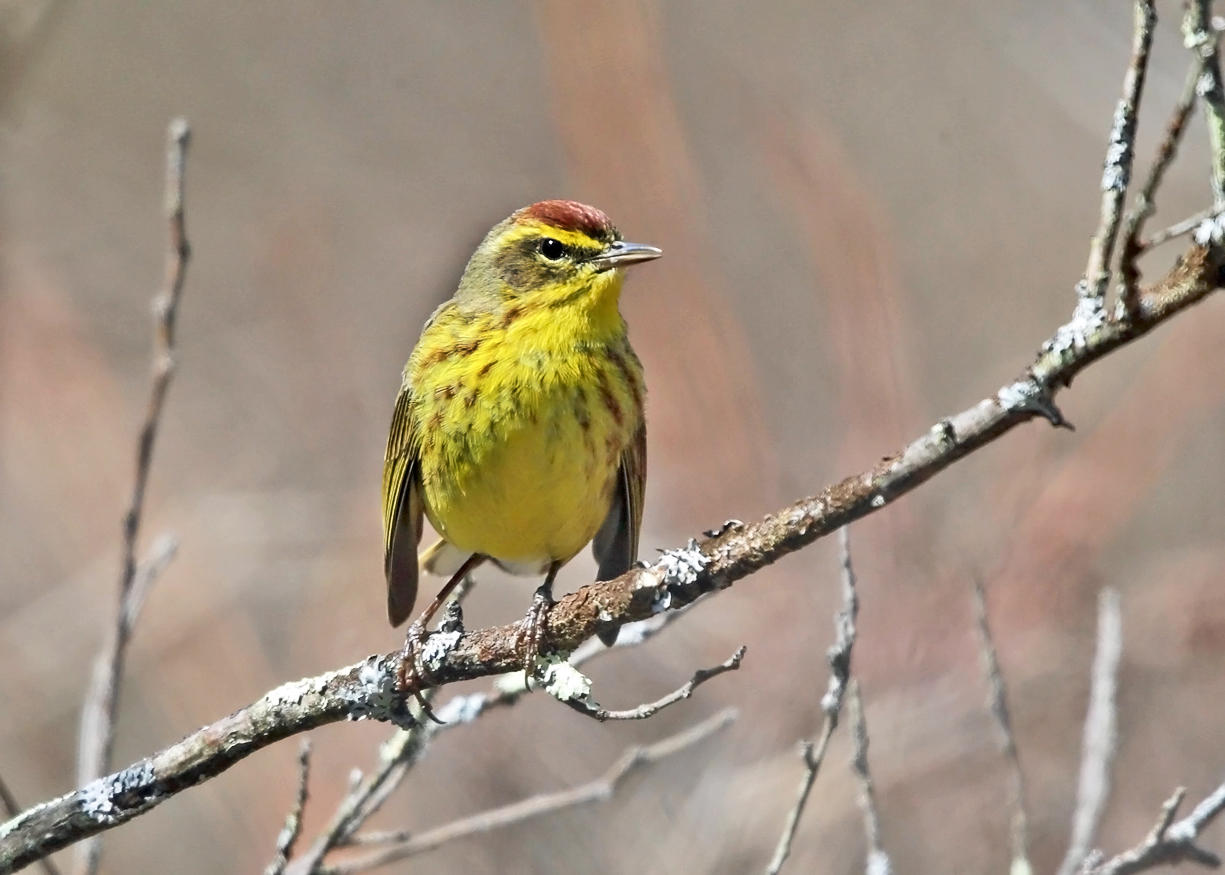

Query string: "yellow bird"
[382, 200, 660, 680]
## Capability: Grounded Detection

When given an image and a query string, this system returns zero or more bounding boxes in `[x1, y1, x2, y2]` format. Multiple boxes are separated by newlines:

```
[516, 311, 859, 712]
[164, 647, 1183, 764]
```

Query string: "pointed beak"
[590, 240, 663, 272]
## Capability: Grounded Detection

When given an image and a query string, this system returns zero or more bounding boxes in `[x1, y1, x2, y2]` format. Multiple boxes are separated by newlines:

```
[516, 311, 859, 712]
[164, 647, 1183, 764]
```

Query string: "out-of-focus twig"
[264, 741, 312, 875]
[1082, 783, 1225, 874]
[563, 645, 745, 721]
[74, 118, 191, 875]
[1058, 588, 1124, 875]
[849, 682, 891, 875]
[1080, 0, 1156, 311]
[321, 708, 736, 874]
[972, 580, 1031, 875]
[766, 526, 859, 875]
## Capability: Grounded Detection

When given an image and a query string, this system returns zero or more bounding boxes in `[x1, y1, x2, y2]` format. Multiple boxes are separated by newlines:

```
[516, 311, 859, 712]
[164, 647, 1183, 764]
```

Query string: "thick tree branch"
[2, 226, 1224, 873]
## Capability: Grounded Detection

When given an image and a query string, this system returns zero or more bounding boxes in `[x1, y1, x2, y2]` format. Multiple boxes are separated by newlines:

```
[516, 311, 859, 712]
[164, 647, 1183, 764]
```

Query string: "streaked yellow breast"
[407, 288, 643, 568]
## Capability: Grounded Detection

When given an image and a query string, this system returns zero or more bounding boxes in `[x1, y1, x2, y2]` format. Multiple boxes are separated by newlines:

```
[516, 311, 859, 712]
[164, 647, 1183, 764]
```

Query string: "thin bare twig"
[1080, 0, 1156, 311]
[766, 526, 859, 875]
[1121, 63, 1200, 307]
[1139, 208, 1220, 253]
[973, 580, 1031, 874]
[321, 708, 737, 874]
[0, 779, 57, 875]
[564, 645, 746, 721]
[1059, 588, 1124, 875]
[1186, 1, 1225, 210]
[74, 118, 190, 875]
[1082, 782, 1225, 874]
[264, 741, 312, 875]
[849, 682, 891, 875]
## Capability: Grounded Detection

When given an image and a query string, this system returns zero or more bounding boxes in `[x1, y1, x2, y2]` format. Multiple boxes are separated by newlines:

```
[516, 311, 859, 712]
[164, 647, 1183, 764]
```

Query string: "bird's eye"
[539, 238, 567, 261]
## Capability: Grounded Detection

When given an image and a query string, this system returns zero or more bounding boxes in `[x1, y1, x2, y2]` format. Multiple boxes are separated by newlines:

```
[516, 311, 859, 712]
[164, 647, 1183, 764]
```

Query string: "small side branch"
[766, 527, 859, 875]
[74, 118, 191, 875]
[1058, 589, 1124, 875]
[972, 581, 1031, 874]
[1121, 63, 1200, 305]
[1083, 783, 1225, 874]
[563, 646, 745, 721]
[264, 741, 312, 875]
[320, 709, 737, 874]
[849, 682, 891, 874]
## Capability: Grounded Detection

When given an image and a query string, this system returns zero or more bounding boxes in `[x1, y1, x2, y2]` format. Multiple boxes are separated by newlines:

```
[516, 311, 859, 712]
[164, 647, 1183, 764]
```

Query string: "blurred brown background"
[4, 1, 1225, 872]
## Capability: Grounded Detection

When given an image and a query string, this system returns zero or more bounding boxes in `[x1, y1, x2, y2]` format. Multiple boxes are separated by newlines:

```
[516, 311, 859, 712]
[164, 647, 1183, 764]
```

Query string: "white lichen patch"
[80, 761, 158, 823]
[420, 631, 461, 673]
[542, 660, 592, 703]
[997, 379, 1038, 411]
[342, 655, 401, 722]
[870, 494, 885, 508]
[1195, 212, 1225, 245]
[1100, 100, 1131, 192]
[655, 540, 708, 587]
[1044, 297, 1106, 357]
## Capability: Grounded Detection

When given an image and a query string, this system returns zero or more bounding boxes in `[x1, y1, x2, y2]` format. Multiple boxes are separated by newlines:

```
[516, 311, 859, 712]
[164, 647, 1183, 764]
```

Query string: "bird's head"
[456, 200, 662, 312]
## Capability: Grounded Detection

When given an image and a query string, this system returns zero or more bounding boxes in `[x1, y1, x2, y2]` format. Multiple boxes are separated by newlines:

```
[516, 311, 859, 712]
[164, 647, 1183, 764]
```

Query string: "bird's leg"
[398, 552, 484, 723]
[518, 561, 562, 686]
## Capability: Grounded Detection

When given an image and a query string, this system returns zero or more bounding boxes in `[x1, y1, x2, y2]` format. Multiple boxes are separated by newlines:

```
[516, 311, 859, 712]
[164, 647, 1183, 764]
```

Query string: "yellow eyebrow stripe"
[498, 221, 605, 251]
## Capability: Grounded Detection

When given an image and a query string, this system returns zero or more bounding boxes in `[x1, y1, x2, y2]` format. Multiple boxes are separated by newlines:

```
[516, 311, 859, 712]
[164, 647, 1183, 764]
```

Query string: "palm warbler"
[382, 200, 661, 683]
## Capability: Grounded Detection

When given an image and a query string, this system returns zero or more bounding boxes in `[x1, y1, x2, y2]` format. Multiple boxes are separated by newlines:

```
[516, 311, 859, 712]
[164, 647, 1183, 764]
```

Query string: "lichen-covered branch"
[2, 225, 1224, 873]
[1080, 0, 1155, 310]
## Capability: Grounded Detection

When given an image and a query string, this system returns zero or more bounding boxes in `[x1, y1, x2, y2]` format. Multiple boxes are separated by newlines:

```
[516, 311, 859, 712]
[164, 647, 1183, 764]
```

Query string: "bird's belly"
[422, 404, 624, 567]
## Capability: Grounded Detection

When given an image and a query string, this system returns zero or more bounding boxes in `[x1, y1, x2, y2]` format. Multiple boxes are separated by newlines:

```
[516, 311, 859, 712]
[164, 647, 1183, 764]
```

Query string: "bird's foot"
[397, 621, 444, 724]
[517, 584, 556, 687]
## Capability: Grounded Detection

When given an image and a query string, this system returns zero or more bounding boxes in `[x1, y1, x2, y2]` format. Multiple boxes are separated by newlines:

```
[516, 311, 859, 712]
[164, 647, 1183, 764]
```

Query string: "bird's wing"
[383, 382, 424, 626]
[592, 419, 647, 645]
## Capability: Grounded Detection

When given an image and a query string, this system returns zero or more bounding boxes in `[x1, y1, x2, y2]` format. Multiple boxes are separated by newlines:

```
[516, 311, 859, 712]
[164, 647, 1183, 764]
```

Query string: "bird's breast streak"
[416, 336, 638, 567]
